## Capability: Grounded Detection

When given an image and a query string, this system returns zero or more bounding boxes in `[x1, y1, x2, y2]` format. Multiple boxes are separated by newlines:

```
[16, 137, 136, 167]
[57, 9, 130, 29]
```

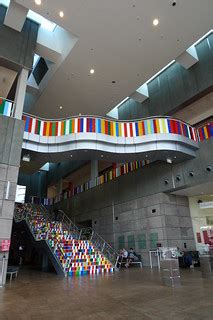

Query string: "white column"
[14, 68, 28, 119]
[91, 160, 98, 187]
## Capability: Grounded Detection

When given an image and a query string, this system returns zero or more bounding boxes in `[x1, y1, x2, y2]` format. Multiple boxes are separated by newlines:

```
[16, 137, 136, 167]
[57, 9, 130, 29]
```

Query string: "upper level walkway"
[1, 97, 212, 163]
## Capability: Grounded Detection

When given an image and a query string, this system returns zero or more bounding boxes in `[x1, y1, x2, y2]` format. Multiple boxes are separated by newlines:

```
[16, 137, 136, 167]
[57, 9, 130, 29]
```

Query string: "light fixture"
[59, 11, 64, 18]
[153, 18, 159, 26]
[101, 155, 104, 158]
[22, 154, 30, 162]
[70, 155, 72, 158]
[59, 105, 63, 109]
[35, 0, 41, 5]
[166, 158, 172, 164]
[90, 69, 95, 74]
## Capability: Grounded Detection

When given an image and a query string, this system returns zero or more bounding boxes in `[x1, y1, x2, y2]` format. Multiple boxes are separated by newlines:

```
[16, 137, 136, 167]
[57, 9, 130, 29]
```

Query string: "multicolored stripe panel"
[22, 114, 198, 142]
[20, 206, 113, 276]
[0, 98, 13, 117]
[31, 160, 149, 206]
[197, 122, 213, 141]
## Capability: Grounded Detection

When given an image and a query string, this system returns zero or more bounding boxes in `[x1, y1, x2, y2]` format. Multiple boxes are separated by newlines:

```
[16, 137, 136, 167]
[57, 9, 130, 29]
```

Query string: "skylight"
[0, 0, 56, 32]
[33, 54, 40, 68]
[0, 0, 9, 6]
[27, 10, 56, 32]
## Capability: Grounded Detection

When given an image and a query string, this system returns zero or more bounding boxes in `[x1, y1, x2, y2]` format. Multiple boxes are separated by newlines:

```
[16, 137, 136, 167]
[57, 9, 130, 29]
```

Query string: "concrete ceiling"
[173, 92, 213, 125]
[14, 0, 213, 118]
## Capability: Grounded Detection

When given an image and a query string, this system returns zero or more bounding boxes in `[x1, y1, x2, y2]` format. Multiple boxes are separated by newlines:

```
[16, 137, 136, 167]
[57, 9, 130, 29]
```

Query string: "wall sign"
[1, 240, 11, 252]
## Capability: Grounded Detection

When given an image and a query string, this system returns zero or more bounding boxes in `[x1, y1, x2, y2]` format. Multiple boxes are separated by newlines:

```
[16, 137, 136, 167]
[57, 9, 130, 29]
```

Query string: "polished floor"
[0, 267, 212, 320]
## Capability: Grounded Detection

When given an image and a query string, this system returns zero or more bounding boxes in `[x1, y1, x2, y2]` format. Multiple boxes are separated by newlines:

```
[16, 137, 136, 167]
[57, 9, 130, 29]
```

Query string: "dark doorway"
[76, 220, 92, 228]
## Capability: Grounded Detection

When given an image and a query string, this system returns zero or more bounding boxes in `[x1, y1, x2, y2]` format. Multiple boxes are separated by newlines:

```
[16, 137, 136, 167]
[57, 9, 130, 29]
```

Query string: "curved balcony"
[22, 113, 199, 163]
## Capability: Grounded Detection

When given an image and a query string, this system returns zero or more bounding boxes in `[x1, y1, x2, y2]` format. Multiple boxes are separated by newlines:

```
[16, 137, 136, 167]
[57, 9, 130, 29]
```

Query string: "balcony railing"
[0, 97, 14, 117]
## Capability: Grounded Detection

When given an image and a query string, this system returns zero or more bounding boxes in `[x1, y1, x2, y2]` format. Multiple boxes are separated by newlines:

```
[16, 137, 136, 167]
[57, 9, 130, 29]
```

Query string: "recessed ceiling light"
[35, 0, 41, 5]
[59, 105, 63, 109]
[90, 69, 95, 74]
[59, 11, 64, 18]
[153, 18, 159, 26]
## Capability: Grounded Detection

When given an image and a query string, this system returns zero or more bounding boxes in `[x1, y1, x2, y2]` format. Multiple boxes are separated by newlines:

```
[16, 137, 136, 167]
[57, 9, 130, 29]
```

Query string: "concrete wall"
[0, 115, 24, 284]
[118, 33, 213, 119]
[54, 139, 212, 265]
[0, 5, 39, 70]
[18, 170, 48, 202]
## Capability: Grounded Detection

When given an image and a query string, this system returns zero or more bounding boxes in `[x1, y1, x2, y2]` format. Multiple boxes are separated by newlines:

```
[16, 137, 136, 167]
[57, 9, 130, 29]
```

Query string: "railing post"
[101, 242, 105, 253]
[90, 230, 94, 241]
[78, 229, 82, 240]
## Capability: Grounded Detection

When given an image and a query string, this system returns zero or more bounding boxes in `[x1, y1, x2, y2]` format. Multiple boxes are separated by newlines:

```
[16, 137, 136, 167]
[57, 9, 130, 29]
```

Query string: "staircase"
[14, 204, 117, 276]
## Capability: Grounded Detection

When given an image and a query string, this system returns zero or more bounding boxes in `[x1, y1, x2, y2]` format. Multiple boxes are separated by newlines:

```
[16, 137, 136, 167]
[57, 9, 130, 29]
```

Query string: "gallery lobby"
[0, 0, 212, 319]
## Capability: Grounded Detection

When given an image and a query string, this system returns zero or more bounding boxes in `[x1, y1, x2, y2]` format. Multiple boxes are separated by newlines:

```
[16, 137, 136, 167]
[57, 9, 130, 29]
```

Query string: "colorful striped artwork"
[0, 98, 13, 117]
[22, 114, 199, 142]
[31, 160, 149, 206]
[0, 99, 212, 143]
[197, 123, 213, 141]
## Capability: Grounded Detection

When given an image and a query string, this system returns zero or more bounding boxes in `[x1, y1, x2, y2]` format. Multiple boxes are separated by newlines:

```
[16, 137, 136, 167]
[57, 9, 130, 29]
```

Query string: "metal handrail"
[49, 210, 119, 266]
[57, 210, 80, 239]
[0, 96, 14, 103]
[80, 227, 119, 267]
[22, 111, 194, 127]
[15, 204, 119, 267]
[14, 204, 66, 275]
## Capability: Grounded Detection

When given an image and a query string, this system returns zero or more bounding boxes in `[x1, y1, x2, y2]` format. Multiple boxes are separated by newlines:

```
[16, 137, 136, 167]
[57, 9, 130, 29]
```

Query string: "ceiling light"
[22, 154, 30, 162]
[59, 11, 64, 18]
[153, 18, 159, 26]
[59, 105, 63, 109]
[90, 69, 95, 74]
[35, 0, 41, 5]
[70, 155, 72, 158]
[166, 158, 172, 164]
[101, 155, 104, 158]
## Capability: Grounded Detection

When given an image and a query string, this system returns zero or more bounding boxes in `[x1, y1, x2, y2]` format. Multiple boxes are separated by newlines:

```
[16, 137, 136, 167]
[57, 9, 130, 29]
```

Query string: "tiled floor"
[0, 267, 212, 320]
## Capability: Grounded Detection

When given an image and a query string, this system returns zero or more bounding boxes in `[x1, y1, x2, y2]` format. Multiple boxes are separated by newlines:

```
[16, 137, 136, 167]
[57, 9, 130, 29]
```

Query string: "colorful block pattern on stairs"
[25, 208, 113, 276]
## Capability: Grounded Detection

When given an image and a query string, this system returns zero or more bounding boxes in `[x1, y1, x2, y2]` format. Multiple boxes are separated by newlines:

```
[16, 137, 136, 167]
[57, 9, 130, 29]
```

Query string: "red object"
[196, 232, 202, 243]
[1, 240, 10, 252]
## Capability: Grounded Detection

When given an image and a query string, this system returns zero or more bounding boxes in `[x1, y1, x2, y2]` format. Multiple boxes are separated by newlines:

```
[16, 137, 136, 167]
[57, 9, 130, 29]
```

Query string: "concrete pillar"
[0, 116, 24, 285]
[14, 68, 28, 120]
[91, 160, 98, 187]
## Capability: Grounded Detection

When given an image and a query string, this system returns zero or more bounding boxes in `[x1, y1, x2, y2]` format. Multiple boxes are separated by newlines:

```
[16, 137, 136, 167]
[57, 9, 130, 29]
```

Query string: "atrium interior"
[0, 0, 212, 319]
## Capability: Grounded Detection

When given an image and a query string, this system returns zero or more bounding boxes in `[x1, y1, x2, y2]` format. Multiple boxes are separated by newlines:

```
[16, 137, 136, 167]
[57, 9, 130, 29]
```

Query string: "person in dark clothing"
[125, 248, 138, 268]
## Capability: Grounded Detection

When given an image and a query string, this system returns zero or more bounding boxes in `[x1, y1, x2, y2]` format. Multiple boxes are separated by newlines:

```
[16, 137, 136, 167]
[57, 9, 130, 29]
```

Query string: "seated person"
[183, 252, 193, 268]
[119, 248, 128, 260]
[125, 248, 138, 268]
